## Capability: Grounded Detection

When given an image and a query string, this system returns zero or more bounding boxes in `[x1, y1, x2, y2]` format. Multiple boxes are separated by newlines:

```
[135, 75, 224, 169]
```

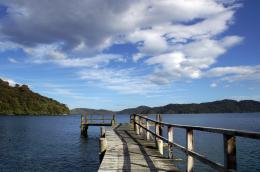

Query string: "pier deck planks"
[98, 124, 180, 172]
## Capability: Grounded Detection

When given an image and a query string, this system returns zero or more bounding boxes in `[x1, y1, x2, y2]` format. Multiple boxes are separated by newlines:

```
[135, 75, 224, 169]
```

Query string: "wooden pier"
[81, 114, 260, 172]
[98, 124, 180, 171]
[80, 114, 116, 137]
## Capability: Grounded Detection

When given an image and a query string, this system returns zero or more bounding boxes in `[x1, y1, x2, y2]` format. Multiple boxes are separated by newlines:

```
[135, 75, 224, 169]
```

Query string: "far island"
[0, 79, 69, 115]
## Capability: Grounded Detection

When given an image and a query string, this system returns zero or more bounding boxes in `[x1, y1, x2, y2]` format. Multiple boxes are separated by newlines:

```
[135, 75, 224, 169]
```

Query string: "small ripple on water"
[1, 114, 260, 171]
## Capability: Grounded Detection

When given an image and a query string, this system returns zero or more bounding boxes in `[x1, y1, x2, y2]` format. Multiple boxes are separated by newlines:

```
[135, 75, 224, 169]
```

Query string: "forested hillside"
[117, 100, 260, 114]
[71, 100, 260, 115]
[0, 79, 69, 115]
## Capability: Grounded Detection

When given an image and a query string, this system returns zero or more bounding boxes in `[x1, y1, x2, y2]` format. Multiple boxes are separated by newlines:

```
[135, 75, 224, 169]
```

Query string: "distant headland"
[71, 99, 260, 115]
[0, 79, 69, 115]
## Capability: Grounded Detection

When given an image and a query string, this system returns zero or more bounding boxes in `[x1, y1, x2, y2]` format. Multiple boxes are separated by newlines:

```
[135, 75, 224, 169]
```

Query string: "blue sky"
[0, 0, 259, 110]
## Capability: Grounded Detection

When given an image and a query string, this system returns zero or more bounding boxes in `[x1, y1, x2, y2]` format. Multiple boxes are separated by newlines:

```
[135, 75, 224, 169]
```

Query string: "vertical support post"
[168, 126, 174, 159]
[146, 119, 150, 140]
[135, 115, 140, 135]
[81, 125, 88, 137]
[137, 116, 141, 135]
[156, 114, 163, 136]
[99, 138, 107, 155]
[155, 122, 159, 144]
[224, 134, 237, 170]
[158, 139, 163, 155]
[155, 121, 163, 155]
[139, 117, 143, 135]
[133, 114, 136, 131]
[111, 114, 116, 126]
[155, 115, 159, 145]
[100, 127, 105, 137]
[132, 114, 135, 125]
[80, 114, 84, 135]
[99, 127, 107, 162]
[81, 114, 84, 124]
[186, 128, 194, 172]
[130, 115, 133, 125]
[80, 114, 88, 137]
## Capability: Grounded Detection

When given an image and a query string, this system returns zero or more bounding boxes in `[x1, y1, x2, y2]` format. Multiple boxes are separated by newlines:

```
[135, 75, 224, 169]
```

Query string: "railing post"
[137, 116, 140, 135]
[81, 114, 88, 137]
[146, 119, 150, 140]
[156, 114, 163, 136]
[81, 114, 84, 124]
[130, 114, 133, 125]
[158, 139, 163, 155]
[224, 134, 237, 170]
[111, 114, 116, 126]
[100, 126, 105, 137]
[135, 115, 140, 135]
[155, 120, 163, 155]
[99, 127, 107, 162]
[80, 114, 84, 135]
[133, 114, 136, 131]
[140, 117, 143, 135]
[155, 122, 159, 146]
[186, 128, 194, 172]
[168, 126, 174, 159]
[155, 122, 160, 146]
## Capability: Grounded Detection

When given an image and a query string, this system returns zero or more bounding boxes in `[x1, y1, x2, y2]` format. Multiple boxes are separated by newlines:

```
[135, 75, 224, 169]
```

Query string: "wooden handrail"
[87, 118, 114, 121]
[131, 114, 260, 172]
[81, 114, 116, 125]
[80, 114, 116, 137]
[135, 114, 260, 139]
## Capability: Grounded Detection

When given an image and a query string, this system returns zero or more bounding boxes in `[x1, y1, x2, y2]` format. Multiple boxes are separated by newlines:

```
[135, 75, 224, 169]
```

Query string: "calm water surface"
[0, 113, 260, 172]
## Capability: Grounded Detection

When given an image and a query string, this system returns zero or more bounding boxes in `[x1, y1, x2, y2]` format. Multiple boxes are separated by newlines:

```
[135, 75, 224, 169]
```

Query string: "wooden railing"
[130, 114, 260, 172]
[81, 114, 116, 125]
[80, 114, 116, 137]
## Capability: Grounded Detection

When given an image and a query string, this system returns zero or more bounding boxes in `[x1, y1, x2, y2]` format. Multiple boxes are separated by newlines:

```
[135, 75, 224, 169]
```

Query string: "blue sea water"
[0, 113, 260, 171]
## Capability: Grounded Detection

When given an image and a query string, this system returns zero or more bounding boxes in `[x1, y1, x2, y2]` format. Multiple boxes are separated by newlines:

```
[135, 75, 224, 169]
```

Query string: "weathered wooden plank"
[98, 124, 180, 172]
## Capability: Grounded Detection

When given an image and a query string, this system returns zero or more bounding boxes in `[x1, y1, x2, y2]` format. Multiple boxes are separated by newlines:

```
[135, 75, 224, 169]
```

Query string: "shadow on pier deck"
[82, 114, 260, 172]
[98, 124, 180, 172]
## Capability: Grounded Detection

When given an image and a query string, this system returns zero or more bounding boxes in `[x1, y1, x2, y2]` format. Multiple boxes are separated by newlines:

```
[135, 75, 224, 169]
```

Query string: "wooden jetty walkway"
[80, 114, 260, 172]
[98, 124, 180, 171]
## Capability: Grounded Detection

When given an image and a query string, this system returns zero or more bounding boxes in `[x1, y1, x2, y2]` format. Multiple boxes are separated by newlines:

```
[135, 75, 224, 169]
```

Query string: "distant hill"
[117, 100, 260, 114]
[0, 79, 69, 115]
[71, 99, 260, 115]
[70, 108, 115, 115]
[117, 106, 151, 114]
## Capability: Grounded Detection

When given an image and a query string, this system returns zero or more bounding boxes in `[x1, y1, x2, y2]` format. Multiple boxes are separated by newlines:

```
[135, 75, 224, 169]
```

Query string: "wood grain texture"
[98, 124, 180, 172]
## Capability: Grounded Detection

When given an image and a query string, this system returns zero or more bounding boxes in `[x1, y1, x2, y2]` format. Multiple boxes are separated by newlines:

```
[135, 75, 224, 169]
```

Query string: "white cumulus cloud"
[0, 0, 257, 95]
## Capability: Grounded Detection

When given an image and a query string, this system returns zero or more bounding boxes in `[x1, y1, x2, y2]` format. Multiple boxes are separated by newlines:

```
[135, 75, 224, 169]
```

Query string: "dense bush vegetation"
[71, 99, 260, 115]
[118, 100, 260, 114]
[0, 79, 69, 115]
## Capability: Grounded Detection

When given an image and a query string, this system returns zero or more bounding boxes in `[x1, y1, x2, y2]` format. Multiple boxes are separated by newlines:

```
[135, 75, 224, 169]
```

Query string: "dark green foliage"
[117, 99, 260, 114]
[71, 99, 260, 115]
[0, 79, 70, 115]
